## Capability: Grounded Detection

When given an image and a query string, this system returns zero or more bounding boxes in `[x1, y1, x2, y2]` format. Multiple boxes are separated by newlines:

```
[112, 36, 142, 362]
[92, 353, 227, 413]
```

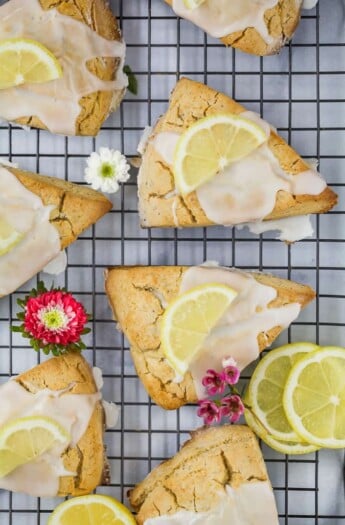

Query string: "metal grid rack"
[0, 0, 345, 523]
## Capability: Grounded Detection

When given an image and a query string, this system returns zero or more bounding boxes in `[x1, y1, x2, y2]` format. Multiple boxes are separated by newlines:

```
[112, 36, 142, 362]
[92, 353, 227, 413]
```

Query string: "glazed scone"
[0, 353, 110, 497]
[138, 78, 337, 233]
[0, 0, 127, 136]
[166, 0, 302, 56]
[0, 165, 112, 297]
[130, 425, 279, 524]
[105, 265, 315, 410]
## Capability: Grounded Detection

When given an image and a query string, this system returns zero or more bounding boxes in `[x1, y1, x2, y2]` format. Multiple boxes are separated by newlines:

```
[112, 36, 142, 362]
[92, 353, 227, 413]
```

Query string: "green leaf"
[123, 65, 138, 95]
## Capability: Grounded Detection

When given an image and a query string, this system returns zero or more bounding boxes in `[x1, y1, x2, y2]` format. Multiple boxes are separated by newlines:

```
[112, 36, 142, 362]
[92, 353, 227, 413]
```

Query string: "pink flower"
[221, 365, 240, 386]
[197, 399, 222, 425]
[202, 369, 226, 396]
[221, 395, 245, 423]
[24, 290, 88, 347]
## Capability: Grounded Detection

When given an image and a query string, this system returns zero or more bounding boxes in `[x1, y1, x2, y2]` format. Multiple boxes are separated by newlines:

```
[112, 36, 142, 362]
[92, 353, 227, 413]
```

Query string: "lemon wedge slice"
[183, 0, 206, 8]
[0, 416, 70, 478]
[48, 495, 136, 525]
[0, 38, 62, 90]
[244, 406, 319, 456]
[246, 342, 319, 442]
[173, 114, 267, 195]
[0, 218, 24, 256]
[161, 283, 238, 376]
[283, 346, 345, 449]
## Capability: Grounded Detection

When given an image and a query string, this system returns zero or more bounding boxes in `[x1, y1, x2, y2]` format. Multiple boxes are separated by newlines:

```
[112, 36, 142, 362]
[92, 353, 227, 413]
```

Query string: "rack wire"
[0, 0, 345, 523]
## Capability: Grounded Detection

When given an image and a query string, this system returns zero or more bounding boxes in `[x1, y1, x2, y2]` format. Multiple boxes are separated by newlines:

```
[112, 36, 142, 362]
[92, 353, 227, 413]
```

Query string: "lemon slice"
[161, 283, 237, 376]
[48, 495, 136, 525]
[173, 114, 267, 195]
[0, 38, 62, 90]
[246, 343, 319, 442]
[283, 346, 345, 449]
[183, 0, 206, 8]
[244, 407, 319, 456]
[0, 218, 24, 256]
[0, 416, 70, 478]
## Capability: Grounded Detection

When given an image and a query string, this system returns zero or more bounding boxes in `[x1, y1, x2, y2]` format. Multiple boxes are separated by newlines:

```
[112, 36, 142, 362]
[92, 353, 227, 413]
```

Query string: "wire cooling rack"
[0, 0, 345, 523]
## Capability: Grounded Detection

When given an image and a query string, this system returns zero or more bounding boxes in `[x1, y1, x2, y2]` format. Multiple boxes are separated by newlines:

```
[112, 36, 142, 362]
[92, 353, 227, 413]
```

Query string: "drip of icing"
[0, 167, 61, 297]
[43, 249, 67, 275]
[152, 111, 326, 240]
[241, 215, 314, 242]
[303, 0, 319, 8]
[144, 481, 279, 525]
[0, 0, 127, 136]
[0, 380, 101, 497]
[179, 265, 301, 398]
[172, 0, 279, 43]
[138, 126, 154, 155]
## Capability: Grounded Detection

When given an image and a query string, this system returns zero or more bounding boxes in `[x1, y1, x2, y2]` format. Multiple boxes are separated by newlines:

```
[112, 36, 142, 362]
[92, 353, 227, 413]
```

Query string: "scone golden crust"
[16, 353, 107, 496]
[10, 167, 112, 250]
[166, 0, 301, 55]
[139, 78, 337, 228]
[130, 425, 269, 524]
[105, 266, 315, 410]
[14, 0, 125, 136]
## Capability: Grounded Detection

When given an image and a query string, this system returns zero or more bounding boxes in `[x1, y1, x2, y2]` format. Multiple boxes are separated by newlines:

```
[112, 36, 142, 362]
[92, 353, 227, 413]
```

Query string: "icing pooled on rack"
[177, 265, 300, 398]
[172, 0, 280, 43]
[0, 167, 61, 297]
[152, 111, 326, 241]
[0, 0, 127, 135]
[0, 380, 100, 496]
[144, 481, 279, 525]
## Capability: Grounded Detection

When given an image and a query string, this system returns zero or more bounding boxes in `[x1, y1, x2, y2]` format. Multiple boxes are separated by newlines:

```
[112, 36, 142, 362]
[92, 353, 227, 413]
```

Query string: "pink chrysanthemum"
[24, 291, 87, 346]
[13, 282, 90, 356]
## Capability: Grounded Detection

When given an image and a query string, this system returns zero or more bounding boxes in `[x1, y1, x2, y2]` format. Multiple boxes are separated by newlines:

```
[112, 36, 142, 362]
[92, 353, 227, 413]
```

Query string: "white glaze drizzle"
[172, 0, 279, 43]
[0, 380, 101, 497]
[0, 366, 118, 497]
[0, 167, 61, 296]
[179, 265, 301, 398]
[0, 0, 127, 136]
[151, 111, 327, 241]
[144, 481, 279, 525]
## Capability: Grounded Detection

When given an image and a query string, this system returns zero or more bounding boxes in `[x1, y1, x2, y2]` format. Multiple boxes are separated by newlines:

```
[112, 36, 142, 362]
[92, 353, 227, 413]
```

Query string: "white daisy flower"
[85, 147, 130, 194]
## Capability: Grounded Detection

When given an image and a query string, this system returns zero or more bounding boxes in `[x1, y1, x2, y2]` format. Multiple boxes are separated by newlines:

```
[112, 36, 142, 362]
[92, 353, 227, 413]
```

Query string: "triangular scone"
[105, 266, 315, 410]
[130, 425, 279, 524]
[138, 78, 337, 228]
[11, 167, 112, 249]
[165, 0, 302, 56]
[0, 0, 126, 136]
[1, 353, 108, 497]
[0, 166, 111, 298]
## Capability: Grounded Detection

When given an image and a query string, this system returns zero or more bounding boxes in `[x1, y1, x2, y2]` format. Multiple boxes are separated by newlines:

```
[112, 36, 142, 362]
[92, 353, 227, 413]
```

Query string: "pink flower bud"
[221, 365, 240, 386]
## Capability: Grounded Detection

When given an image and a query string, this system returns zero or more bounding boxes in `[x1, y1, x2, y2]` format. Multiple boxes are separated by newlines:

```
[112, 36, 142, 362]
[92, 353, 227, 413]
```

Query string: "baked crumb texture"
[15, 0, 125, 136]
[15, 353, 108, 496]
[166, 0, 302, 55]
[105, 266, 316, 410]
[138, 78, 337, 228]
[130, 425, 270, 524]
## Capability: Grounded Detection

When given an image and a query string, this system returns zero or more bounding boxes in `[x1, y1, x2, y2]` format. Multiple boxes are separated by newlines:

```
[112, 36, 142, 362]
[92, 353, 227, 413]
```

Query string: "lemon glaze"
[144, 481, 279, 524]
[0, 0, 127, 135]
[179, 264, 301, 398]
[0, 368, 117, 497]
[0, 167, 61, 297]
[172, 0, 316, 43]
[152, 111, 326, 241]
